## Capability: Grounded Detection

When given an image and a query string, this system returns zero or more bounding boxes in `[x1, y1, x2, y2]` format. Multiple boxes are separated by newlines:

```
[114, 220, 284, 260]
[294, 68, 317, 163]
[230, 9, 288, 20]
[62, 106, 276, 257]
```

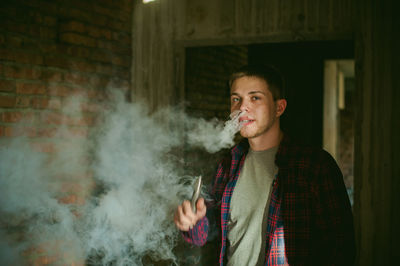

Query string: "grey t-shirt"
[227, 146, 278, 266]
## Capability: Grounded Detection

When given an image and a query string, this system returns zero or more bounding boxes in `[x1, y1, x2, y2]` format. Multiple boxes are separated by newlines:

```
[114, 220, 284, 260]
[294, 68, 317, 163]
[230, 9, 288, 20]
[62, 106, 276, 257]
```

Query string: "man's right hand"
[174, 197, 207, 231]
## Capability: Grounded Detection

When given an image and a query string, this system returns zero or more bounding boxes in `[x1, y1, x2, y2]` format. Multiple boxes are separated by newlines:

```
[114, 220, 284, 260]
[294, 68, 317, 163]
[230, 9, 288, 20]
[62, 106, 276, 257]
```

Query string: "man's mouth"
[239, 118, 254, 126]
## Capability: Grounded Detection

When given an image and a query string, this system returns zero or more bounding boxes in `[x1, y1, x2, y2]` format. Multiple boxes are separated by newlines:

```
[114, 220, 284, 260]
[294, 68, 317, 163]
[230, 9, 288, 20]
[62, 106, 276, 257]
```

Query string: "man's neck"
[248, 126, 283, 151]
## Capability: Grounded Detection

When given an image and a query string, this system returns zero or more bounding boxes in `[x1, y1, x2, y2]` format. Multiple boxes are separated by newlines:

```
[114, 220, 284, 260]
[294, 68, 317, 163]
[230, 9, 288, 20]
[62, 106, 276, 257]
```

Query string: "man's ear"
[276, 99, 287, 117]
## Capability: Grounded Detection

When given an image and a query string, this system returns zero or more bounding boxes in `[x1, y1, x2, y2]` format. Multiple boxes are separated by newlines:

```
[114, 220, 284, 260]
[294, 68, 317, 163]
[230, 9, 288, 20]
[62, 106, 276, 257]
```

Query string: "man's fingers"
[173, 198, 207, 231]
[196, 197, 206, 211]
[181, 200, 193, 216]
[174, 205, 192, 231]
[174, 200, 200, 231]
[195, 198, 207, 218]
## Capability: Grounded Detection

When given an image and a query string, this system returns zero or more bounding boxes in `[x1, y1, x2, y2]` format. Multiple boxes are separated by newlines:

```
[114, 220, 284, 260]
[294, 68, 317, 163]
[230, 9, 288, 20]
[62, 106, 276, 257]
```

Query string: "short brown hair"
[229, 64, 285, 100]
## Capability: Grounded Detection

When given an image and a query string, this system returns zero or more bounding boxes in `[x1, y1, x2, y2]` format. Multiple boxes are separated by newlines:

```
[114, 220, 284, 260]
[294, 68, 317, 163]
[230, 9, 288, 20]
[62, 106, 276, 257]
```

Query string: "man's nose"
[239, 100, 248, 112]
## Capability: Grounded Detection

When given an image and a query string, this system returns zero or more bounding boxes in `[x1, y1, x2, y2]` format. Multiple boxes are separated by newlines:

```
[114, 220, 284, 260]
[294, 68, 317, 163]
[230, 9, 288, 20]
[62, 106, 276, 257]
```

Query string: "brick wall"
[185, 45, 248, 120]
[0, 0, 131, 170]
[0, 0, 132, 264]
[338, 77, 355, 204]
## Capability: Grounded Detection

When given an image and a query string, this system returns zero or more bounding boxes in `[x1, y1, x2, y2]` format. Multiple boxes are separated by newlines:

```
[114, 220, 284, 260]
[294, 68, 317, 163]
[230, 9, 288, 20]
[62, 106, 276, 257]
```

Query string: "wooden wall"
[354, 0, 399, 264]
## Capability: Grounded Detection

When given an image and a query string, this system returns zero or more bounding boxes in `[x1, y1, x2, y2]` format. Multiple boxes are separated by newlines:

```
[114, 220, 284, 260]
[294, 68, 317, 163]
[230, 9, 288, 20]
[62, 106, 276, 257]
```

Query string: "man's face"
[230, 76, 283, 140]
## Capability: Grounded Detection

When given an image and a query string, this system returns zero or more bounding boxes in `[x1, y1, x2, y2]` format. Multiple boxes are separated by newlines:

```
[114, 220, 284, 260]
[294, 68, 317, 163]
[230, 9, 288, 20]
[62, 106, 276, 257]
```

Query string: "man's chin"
[239, 129, 255, 139]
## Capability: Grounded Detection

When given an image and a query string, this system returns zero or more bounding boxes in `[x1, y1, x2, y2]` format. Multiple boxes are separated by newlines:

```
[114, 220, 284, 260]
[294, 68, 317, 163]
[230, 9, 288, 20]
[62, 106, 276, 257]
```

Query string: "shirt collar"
[230, 134, 292, 167]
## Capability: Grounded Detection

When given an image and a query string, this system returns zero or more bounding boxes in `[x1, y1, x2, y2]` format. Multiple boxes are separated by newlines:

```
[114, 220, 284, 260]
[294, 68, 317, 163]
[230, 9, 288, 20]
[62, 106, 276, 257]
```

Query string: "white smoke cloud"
[0, 89, 242, 265]
[0, 139, 85, 265]
[186, 110, 244, 153]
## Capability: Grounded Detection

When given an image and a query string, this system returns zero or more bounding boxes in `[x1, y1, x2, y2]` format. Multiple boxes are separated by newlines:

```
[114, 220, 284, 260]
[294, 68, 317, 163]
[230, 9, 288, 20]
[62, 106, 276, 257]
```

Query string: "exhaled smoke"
[186, 110, 245, 153]
[0, 90, 242, 265]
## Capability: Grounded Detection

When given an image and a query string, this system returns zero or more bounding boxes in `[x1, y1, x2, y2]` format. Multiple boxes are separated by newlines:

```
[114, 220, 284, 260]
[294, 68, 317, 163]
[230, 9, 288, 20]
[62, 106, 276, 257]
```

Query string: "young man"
[174, 65, 355, 265]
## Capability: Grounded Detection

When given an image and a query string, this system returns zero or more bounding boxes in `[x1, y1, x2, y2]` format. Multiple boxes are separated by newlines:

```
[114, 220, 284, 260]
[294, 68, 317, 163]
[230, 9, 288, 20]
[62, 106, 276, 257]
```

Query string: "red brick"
[48, 98, 62, 110]
[59, 20, 85, 34]
[42, 69, 63, 82]
[97, 39, 131, 54]
[59, 33, 96, 48]
[73, 61, 96, 73]
[48, 85, 71, 97]
[38, 26, 57, 40]
[111, 56, 130, 67]
[5, 35, 23, 48]
[0, 95, 16, 108]
[0, 126, 4, 137]
[87, 26, 112, 40]
[21, 53, 44, 65]
[2, 21, 55, 40]
[4, 126, 36, 137]
[31, 97, 48, 109]
[64, 72, 89, 85]
[58, 6, 107, 28]
[16, 82, 46, 95]
[66, 46, 90, 58]
[36, 127, 58, 138]
[92, 5, 126, 20]
[1, 21, 33, 36]
[3, 65, 41, 79]
[16, 96, 31, 108]
[95, 64, 113, 76]
[22, 10, 57, 27]
[88, 75, 110, 88]
[112, 31, 130, 43]
[66, 127, 88, 138]
[44, 55, 72, 69]
[30, 97, 61, 110]
[30, 141, 56, 153]
[6, 35, 41, 51]
[1, 111, 35, 123]
[69, 115, 95, 126]
[89, 50, 111, 63]
[40, 43, 58, 54]
[40, 112, 65, 125]
[42, 16, 57, 27]
[23, 10, 57, 27]
[0, 48, 44, 65]
[1, 112, 22, 123]
[46, 55, 96, 73]
[86, 89, 106, 100]
[0, 79, 15, 92]
[81, 102, 102, 113]
[19, 0, 59, 14]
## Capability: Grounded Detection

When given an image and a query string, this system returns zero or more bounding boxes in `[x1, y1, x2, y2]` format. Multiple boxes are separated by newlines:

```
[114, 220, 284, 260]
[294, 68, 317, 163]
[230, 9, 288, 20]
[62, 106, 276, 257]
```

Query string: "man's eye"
[251, 96, 260, 100]
[232, 98, 240, 102]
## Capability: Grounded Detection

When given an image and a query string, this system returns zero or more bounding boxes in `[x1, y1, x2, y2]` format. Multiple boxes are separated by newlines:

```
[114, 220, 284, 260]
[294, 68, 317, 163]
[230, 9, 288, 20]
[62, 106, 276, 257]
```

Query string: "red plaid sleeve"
[181, 216, 209, 246]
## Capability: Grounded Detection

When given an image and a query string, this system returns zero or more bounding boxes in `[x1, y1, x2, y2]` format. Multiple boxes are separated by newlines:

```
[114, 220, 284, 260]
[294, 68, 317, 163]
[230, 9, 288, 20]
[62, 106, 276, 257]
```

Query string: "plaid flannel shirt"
[183, 135, 355, 265]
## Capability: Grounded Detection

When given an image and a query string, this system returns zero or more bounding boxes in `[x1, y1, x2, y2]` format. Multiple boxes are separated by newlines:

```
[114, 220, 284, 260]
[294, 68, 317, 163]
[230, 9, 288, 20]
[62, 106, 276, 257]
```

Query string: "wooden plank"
[235, 0, 252, 35]
[306, 0, 318, 32]
[289, 0, 306, 31]
[261, 0, 279, 33]
[278, 0, 291, 31]
[218, 0, 235, 35]
[318, 0, 330, 31]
